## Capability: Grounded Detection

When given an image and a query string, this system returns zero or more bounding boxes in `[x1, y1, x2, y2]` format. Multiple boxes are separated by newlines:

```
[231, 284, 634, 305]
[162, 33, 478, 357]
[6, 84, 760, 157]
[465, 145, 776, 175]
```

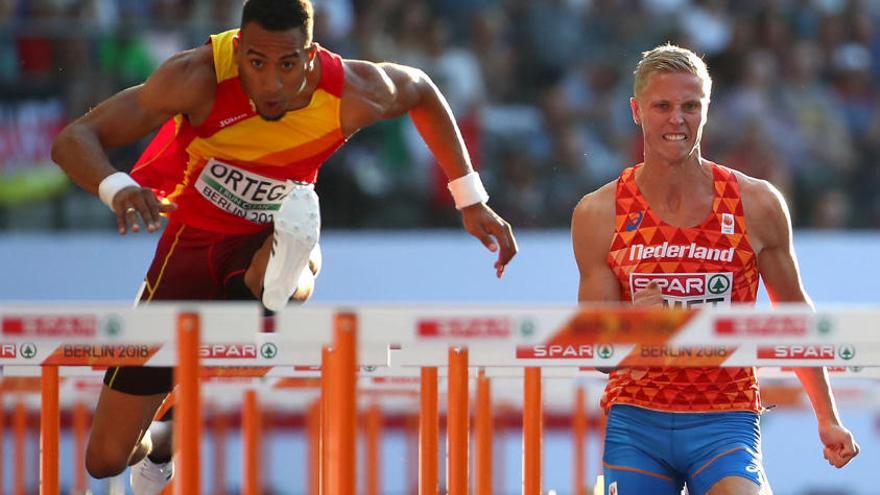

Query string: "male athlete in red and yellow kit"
[52, 0, 517, 492]
[571, 44, 858, 495]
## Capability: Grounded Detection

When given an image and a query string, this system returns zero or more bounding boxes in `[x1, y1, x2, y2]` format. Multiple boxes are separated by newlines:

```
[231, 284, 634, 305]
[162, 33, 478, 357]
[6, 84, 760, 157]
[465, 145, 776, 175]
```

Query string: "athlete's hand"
[111, 186, 177, 235]
[632, 280, 664, 307]
[819, 422, 859, 468]
[461, 203, 517, 278]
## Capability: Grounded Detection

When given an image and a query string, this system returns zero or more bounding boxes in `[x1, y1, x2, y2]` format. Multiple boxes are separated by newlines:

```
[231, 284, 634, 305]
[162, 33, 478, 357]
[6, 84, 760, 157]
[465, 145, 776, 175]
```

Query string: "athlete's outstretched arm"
[745, 178, 860, 468]
[52, 48, 213, 234]
[571, 184, 621, 303]
[341, 60, 516, 277]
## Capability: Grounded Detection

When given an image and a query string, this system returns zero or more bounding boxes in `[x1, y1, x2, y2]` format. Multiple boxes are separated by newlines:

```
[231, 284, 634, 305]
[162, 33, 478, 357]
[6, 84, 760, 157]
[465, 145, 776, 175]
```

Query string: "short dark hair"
[241, 0, 313, 42]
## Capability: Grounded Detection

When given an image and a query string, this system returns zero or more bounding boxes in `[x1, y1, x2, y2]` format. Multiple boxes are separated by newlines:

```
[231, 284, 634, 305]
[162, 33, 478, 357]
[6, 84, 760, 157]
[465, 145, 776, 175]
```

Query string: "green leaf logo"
[260, 343, 278, 359]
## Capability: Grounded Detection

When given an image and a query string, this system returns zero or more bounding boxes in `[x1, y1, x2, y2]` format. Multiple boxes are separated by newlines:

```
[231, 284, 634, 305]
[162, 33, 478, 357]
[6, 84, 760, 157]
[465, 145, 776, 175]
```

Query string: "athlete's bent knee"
[85, 430, 150, 479]
[85, 445, 131, 479]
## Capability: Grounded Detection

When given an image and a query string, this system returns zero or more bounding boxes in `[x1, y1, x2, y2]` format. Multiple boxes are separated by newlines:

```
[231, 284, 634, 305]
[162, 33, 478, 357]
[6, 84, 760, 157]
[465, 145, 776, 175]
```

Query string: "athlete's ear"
[630, 96, 641, 125]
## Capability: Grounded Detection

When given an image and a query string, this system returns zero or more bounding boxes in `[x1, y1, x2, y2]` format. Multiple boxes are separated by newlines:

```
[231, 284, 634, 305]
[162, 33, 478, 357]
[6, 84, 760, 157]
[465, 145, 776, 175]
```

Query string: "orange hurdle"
[211, 411, 229, 495]
[320, 345, 333, 494]
[13, 400, 27, 495]
[447, 347, 469, 495]
[307, 399, 321, 495]
[573, 386, 587, 495]
[243, 389, 261, 495]
[0, 391, 4, 494]
[523, 367, 542, 495]
[474, 369, 493, 495]
[73, 402, 89, 495]
[365, 403, 383, 495]
[419, 367, 439, 495]
[40, 365, 59, 495]
[174, 311, 201, 495]
[324, 312, 357, 495]
[406, 414, 419, 494]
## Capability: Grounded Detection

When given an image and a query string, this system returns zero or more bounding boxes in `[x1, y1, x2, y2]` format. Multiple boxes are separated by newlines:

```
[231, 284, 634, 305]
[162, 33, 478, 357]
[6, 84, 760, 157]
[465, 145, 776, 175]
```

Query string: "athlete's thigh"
[142, 222, 218, 301]
[604, 464, 683, 495]
[683, 412, 767, 495]
[603, 406, 683, 495]
[688, 447, 768, 495]
[706, 475, 767, 495]
[88, 385, 167, 459]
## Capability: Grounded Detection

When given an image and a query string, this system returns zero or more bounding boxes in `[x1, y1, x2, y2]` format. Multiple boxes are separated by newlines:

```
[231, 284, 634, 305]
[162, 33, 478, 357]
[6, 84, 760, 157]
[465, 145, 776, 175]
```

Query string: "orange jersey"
[131, 29, 346, 234]
[600, 163, 763, 413]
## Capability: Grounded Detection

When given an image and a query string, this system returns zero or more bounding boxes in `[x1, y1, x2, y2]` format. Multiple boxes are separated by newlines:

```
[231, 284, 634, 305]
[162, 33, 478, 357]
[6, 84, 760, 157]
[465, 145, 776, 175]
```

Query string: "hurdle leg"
[211, 411, 229, 495]
[474, 369, 493, 495]
[13, 400, 26, 495]
[243, 389, 261, 495]
[39, 365, 59, 495]
[325, 312, 357, 495]
[573, 386, 587, 495]
[523, 367, 542, 495]
[73, 401, 89, 495]
[419, 367, 438, 495]
[306, 399, 320, 495]
[406, 413, 419, 495]
[365, 403, 382, 495]
[0, 390, 4, 494]
[447, 347, 469, 495]
[175, 311, 201, 495]
[320, 346, 333, 494]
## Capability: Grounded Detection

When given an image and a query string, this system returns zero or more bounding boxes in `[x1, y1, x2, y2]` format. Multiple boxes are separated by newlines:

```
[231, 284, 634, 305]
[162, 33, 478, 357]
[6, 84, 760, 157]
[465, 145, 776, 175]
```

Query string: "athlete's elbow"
[406, 68, 439, 108]
[52, 121, 88, 163]
[51, 126, 74, 168]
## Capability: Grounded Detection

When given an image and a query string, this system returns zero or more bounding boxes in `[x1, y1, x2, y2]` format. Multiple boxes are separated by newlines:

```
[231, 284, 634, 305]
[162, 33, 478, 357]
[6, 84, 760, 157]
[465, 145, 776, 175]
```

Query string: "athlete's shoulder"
[152, 45, 215, 88]
[572, 180, 617, 246]
[729, 168, 790, 251]
[341, 59, 396, 101]
[729, 169, 786, 217]
[574, 179, 617, 221]
[141, 45, 216, 115]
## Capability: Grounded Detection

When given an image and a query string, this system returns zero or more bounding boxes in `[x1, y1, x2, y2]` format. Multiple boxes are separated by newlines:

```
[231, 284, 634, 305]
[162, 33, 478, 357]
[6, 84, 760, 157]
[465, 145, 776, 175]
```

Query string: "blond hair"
[633, 43, 712, 98]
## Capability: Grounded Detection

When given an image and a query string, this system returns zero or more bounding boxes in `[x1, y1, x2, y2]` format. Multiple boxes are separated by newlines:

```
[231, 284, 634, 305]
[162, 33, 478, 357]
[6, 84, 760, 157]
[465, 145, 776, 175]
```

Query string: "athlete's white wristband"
[98, 172, 140, 210]
[447, 172, 489, 210]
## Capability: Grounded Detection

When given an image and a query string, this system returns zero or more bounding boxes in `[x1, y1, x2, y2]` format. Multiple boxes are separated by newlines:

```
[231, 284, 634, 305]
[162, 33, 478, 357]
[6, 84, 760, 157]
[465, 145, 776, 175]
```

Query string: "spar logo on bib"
[630, 272, 733, 308]
[196, 159, 295, 223]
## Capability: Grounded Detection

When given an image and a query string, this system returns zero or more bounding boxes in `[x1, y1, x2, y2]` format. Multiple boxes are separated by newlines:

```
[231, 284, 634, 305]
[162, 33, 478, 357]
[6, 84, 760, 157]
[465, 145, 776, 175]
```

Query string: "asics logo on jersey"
[629, 242, 735, 262]
[625, 211, 644, 232]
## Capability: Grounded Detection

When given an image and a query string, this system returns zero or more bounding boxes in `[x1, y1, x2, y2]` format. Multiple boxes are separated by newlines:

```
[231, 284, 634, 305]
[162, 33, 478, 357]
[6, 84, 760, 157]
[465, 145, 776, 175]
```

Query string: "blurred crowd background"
[2, 0, 879, 231]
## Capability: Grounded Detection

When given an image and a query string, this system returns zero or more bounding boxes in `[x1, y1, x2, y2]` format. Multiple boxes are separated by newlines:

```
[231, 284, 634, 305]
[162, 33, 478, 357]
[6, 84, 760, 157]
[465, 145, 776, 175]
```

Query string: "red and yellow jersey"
[600, 162, 763, 413]
[131, 29, 346, 234]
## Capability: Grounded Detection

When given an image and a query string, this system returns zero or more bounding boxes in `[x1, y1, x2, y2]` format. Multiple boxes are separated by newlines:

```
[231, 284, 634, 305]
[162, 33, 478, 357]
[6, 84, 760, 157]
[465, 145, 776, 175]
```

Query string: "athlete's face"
[630, 72, 709, 165]
[236, 22, 316, 121]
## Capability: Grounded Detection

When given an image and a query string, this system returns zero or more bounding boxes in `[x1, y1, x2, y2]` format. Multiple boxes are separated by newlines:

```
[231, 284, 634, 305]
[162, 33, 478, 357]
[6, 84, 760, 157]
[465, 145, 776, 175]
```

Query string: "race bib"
[630, 272, 733, 308]
[196, 159, 294, 224]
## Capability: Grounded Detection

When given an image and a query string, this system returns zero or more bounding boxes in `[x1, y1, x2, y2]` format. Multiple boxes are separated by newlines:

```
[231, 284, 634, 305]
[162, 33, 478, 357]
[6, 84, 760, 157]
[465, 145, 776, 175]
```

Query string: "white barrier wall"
[1, 230, 878, 303]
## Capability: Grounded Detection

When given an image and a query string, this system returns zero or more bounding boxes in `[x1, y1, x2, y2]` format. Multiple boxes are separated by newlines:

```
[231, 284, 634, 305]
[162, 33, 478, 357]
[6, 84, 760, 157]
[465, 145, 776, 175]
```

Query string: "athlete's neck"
[636, 155, 713, 226]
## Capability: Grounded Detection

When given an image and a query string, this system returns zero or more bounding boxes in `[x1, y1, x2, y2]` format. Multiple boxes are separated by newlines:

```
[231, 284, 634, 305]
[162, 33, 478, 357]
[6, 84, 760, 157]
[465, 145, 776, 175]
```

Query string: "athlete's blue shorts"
[603, 404, 767, 495]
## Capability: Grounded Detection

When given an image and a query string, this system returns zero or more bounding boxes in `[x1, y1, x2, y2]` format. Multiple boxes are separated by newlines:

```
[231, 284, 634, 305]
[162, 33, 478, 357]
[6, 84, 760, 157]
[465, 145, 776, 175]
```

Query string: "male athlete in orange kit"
[571, 44, 858, 494]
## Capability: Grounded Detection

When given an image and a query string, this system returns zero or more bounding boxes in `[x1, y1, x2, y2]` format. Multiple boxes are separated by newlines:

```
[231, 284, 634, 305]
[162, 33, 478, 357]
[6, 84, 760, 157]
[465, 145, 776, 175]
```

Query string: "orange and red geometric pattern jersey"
[131, 29, 346, 235]
[600, 162, 764, 413]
